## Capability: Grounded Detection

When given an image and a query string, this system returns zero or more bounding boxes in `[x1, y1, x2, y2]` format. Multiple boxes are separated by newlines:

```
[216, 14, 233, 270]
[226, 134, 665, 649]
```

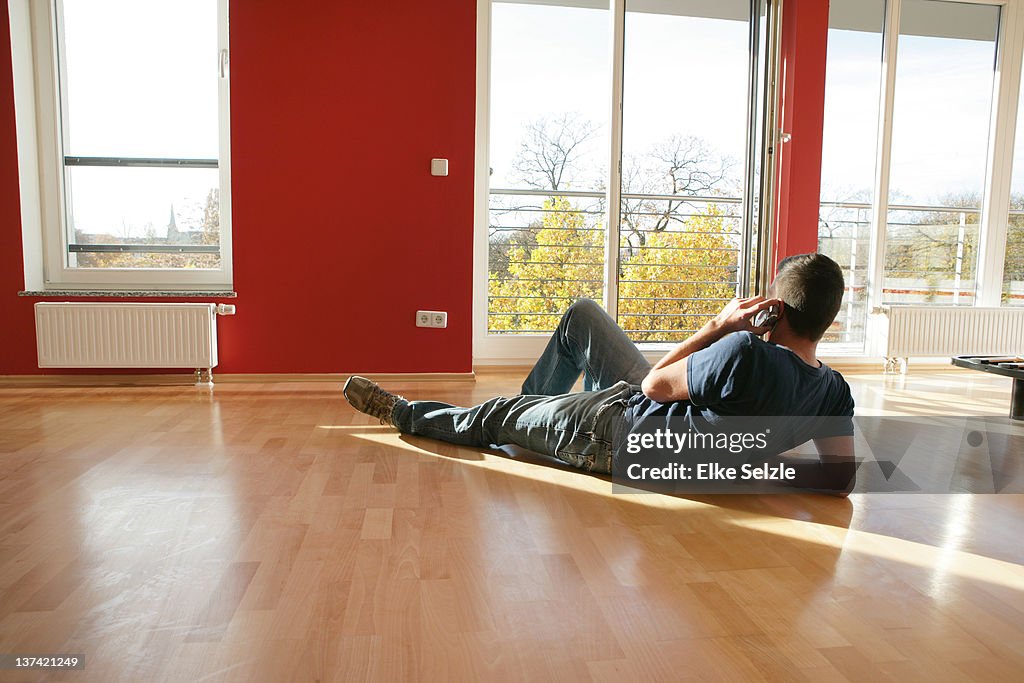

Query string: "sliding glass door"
[819, 0, 884, 347]
[487, 1, 611, 335]
[820, 0, 1020, 352]
[616, 1, 752, 342]
[883, 0, 999, 308]
[483, 0, 773, 355]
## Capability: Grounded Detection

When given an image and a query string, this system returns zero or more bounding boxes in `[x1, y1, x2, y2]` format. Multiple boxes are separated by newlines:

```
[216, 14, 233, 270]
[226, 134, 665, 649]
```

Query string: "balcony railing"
[487, 190, 1024, 342]
[819, 201, 984, 343]
[488, 188, 741, 341]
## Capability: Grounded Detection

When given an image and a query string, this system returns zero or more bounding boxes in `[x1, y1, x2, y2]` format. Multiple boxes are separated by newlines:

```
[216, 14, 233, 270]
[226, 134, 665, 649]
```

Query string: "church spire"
[167, 203, 179, 242]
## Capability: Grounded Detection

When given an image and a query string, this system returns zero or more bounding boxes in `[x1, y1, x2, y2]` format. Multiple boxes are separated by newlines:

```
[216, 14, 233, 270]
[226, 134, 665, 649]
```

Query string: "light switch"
[431, 158, 448, 176]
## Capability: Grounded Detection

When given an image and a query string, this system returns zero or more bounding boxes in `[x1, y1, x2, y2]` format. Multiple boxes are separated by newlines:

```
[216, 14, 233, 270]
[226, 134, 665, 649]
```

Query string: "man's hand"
[642, 295, 782, 403]
[713, 296, 784, 336]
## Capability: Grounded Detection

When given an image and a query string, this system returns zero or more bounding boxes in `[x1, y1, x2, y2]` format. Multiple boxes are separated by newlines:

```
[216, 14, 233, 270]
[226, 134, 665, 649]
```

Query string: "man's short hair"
[770, 253, 845, 341]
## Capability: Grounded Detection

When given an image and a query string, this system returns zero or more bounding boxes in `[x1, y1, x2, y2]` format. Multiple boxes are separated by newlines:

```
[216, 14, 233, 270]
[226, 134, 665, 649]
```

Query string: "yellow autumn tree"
[489, 196, 604, 332]
[488, 198, 737, 341]
[618, 204, 736, 342]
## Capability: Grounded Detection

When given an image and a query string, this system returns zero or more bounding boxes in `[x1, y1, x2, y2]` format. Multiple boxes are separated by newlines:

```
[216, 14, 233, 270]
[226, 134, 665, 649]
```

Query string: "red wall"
[773, 0, 829, 273]
[0, 0, 476, 374]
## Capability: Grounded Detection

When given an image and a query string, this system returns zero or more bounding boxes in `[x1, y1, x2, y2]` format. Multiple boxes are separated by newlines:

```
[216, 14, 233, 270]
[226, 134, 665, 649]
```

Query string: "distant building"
[167, 204, 180, 243]
[73, 204, 203, 246]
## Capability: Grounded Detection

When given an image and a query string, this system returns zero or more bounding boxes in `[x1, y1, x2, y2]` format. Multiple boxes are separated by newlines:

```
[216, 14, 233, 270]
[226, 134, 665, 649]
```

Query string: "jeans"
[391, 299, 652, 473]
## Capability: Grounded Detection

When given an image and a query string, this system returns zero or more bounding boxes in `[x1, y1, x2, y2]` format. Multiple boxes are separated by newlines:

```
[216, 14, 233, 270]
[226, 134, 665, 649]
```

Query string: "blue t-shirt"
[623, 331, 855, 455]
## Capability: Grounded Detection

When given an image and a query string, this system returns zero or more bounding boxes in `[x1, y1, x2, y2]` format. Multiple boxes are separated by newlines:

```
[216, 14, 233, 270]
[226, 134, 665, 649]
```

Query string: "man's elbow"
[640, 374, 663, 402]
[641, 373, 680, 403]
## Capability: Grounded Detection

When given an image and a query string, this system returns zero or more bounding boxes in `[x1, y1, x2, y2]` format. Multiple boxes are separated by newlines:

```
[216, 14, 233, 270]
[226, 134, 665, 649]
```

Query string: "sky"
[489, 3, 749, 192]
[61, 0, 1024, 238]
[821, 27, 1002, 207]
[491, 1, 1020, 214]
[61, 0, 218, 238]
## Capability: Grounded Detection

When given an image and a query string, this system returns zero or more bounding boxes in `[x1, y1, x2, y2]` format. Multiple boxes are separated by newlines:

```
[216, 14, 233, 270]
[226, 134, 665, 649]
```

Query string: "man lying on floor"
[344, 252, 856, 494]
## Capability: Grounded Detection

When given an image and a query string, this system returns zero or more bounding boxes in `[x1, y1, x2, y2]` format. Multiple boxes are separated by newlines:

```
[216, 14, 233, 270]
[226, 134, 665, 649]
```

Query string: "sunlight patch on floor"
[343, 430, 714, 509]
[731, 510, 1024, 596]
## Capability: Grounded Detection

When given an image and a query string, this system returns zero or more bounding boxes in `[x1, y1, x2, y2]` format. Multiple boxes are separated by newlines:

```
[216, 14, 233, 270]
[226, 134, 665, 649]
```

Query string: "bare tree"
[200, 188, 220, 246]
[493, 116, 735, 269]
[511, 113, 598, 191]
[490, 114, 601, 279]
[818, 186, 873, 240]
[652, 136, 731, 196]
[878, 192, 980, 281]
[620, 135, 734, 248]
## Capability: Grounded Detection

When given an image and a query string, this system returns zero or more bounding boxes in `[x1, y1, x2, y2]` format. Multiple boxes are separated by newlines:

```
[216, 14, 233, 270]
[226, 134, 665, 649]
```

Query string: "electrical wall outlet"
[416, 310, 448, 328]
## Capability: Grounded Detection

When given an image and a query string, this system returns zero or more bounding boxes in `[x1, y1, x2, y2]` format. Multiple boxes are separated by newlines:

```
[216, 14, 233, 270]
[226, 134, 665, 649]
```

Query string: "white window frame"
[861, 0, 1023, 332]
[9, 0, 233, 291]
[473, 0, 779, 364]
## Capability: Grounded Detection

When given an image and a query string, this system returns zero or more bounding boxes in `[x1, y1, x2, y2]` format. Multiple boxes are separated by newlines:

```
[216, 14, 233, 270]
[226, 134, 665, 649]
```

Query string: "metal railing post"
[847, 221, 858, 343]
[954, 211, 966, 304]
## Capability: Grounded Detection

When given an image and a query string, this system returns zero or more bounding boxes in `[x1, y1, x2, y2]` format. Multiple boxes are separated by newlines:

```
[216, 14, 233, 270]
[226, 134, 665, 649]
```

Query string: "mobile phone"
[753, 305, 779, 329]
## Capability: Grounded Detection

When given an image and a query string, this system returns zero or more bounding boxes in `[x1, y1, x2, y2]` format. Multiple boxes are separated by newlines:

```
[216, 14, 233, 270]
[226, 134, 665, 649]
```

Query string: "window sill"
[18, 290, 237, 298]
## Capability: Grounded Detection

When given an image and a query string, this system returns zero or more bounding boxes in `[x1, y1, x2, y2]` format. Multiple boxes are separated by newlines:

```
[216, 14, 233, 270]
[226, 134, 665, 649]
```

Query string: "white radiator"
[34, 302, 231, 376]
[881, 305, 1024, 361]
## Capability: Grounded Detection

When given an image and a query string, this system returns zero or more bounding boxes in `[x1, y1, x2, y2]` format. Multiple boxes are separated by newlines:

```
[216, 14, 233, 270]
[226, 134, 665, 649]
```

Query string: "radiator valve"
[216, 304, 236, 316]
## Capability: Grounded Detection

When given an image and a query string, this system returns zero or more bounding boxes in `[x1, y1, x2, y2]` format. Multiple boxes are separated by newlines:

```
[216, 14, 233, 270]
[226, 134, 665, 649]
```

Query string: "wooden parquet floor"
[0, 368, 1022, 682]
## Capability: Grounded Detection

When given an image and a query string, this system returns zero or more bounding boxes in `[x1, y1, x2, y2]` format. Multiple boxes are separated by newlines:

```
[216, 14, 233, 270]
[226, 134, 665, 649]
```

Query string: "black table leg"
[1013, 378, 1024, 421]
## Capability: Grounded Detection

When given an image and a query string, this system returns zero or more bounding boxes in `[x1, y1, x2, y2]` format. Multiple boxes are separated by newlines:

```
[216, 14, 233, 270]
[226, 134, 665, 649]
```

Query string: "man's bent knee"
[567, 298, 601, 314]
[564, 298, 605, 327]
[564, 298, 617, 332]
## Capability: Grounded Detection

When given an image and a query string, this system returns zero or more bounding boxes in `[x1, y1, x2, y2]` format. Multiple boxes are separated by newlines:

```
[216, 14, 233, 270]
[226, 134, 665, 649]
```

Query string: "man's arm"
[641, 296, 781, 402]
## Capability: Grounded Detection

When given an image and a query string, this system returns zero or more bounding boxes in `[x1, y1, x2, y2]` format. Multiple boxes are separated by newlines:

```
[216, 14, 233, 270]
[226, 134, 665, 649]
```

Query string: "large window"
[820, 0, 1021, 352]
[617, 3, 750, 342]
[883, 0, 998, 307]
[818, 0, 884, 346]
[487, 1, 611, 335]
[483, 0, 767, 354]
[16, 0, 231, 289]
